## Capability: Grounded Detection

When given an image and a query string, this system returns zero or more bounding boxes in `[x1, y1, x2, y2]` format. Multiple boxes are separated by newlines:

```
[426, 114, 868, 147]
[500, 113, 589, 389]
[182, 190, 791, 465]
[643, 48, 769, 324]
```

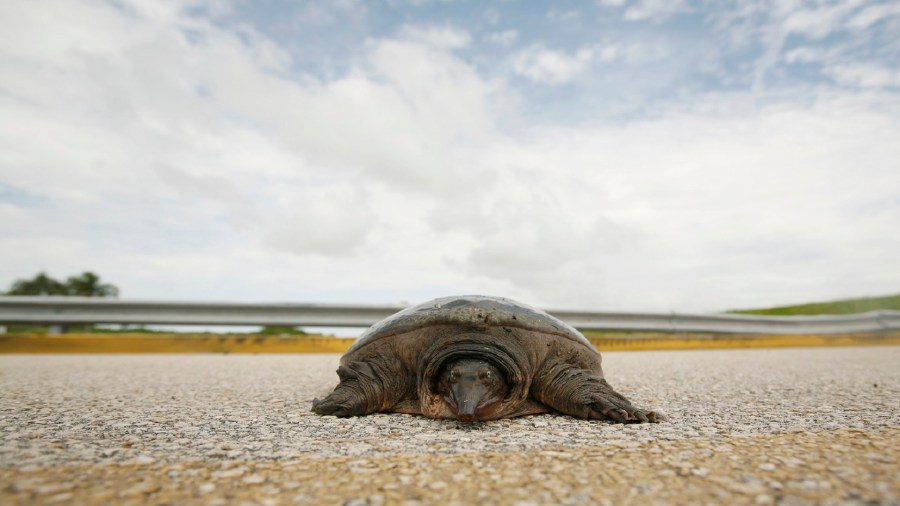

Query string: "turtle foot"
[311, 389, 367, 417]
[587, 386, 662, 424]
[590, 401, 661, 423]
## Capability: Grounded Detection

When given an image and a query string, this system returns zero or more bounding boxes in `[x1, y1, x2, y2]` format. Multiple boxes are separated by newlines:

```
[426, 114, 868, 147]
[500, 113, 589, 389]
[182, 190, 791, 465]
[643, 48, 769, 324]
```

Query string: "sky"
[1, 0, 899, 314]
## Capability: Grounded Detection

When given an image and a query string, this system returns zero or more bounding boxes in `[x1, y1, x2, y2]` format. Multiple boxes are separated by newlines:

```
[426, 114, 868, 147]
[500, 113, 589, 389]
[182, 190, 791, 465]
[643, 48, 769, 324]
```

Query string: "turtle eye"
[479, 369, 494, 382]
[448, 369, 460, 382]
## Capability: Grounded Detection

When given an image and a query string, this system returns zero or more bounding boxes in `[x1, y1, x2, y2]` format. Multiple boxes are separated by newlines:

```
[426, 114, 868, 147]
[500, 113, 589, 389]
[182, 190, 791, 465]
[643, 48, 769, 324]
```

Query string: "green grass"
[729, 293, 900, 316]
[1, 324, 308, 335]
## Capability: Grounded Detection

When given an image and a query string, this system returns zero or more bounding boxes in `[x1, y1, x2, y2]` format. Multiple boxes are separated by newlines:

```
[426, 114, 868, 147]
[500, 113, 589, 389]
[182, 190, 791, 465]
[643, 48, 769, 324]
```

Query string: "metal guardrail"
[0, 297, 900, 334]
[553, 308, 899, 334]
[0, 296, 897, 334]
[0, 297, 399, 328]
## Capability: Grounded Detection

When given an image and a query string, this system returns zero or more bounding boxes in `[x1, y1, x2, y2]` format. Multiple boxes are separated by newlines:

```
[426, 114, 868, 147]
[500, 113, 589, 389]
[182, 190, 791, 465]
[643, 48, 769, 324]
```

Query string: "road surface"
[1, 347, 898, 504]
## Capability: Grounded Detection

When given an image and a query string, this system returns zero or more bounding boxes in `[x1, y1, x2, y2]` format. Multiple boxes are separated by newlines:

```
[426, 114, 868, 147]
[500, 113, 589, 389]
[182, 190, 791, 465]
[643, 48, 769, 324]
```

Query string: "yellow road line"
[1, 331, 898, 353]
[589, 332, 900, 351]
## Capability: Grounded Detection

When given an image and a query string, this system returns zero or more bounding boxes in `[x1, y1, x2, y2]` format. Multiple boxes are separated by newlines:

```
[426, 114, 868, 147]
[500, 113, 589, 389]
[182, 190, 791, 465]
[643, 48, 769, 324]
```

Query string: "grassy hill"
[729, 294, 900, 316]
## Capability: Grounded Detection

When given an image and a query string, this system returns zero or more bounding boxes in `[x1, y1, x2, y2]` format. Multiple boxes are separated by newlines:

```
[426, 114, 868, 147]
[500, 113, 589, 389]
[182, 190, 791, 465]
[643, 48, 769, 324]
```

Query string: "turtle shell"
[346, 295, 591, 355]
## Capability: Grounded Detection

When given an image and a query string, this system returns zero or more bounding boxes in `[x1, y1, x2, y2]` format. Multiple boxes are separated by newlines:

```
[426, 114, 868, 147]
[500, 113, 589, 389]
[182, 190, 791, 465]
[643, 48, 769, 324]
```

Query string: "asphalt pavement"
[1, 347, 897, 504]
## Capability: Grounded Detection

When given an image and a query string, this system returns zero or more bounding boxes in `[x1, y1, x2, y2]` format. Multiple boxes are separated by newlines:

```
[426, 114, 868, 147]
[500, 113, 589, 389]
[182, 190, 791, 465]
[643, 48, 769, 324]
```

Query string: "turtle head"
[436, 358, 509, 422]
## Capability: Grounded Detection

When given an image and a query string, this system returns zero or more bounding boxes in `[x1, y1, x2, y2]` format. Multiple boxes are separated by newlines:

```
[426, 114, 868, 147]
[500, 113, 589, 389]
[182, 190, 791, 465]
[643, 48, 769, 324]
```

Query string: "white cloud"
[294, 0, 366, 26]
[594, 43, 620, 63]
[0, 2, 506, 301]
[711, 1, 887, 92]
[781, 0, 867, 39]
[450, 93, 900, 310]
[154, 164, 247, 204]
[483, 7, 500, 25]
[784, 46, 826, 64]
[826, 63, 900, 89]
[624, 0, 689, 22]
[398, 25, 470, 50]
[512, 45, 595, 85]
[386, 0, 458, 6]
[265, 184, 374, 256]
[487, 29, 518, 46]
[0, 202, 29, 224]
[547, 9, 581, 22]
[846, 2, 900, 29]
[1, 0, 899, 316]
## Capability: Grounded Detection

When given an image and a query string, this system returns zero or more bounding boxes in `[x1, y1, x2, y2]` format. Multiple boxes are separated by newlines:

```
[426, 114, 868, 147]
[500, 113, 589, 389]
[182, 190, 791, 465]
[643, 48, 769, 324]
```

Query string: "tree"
[6, 272, 68, 296]
[65, 271, 119, 298]
[5, 271, 119, 297]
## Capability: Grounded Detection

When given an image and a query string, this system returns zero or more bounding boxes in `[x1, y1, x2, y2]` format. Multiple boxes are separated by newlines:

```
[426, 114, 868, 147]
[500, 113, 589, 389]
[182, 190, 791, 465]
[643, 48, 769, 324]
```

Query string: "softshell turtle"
[312, 295, 659, 423]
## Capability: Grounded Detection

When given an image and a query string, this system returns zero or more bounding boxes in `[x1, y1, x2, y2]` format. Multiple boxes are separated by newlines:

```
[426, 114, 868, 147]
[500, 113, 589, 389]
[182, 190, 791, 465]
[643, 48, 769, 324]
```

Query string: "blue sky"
[218, 0, 899, 121]
[1, 0, 899, 314]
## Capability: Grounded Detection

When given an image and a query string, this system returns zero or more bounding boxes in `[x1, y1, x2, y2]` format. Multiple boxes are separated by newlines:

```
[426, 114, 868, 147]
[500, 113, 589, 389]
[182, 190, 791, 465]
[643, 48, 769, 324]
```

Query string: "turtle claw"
[589, 398, 660, 424]
[627, 408, 663, 423]
[606, 408, 628, 423]
[589, 401, 626, 423]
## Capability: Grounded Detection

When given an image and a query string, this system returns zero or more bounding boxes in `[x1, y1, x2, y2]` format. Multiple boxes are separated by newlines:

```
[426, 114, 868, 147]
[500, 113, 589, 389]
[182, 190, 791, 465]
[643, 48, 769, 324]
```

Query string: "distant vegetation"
[4, 271, 119, 297]
[729, 294, 900, 316]
[258, 326, 308, 335]
[2, 324, 313, 336]
[0, 273, 314, 335]
[83, 325, 307, 336]
[1, 271, 119, 334]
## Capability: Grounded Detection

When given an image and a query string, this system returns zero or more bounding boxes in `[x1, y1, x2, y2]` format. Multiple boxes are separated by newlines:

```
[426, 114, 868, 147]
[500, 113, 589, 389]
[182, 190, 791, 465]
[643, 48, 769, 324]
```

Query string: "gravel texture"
[3, 427, 897, 505]
[1, 347, 898, 504]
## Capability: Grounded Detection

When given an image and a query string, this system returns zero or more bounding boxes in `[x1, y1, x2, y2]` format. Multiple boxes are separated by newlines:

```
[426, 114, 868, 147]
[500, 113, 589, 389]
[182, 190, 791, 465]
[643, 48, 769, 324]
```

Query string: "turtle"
[312, 295, 660, 423]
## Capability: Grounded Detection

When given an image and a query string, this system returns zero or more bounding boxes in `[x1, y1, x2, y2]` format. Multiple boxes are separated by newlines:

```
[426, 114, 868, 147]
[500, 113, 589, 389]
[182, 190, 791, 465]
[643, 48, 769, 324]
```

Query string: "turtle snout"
[457, 410, 476, 422]
[453, 381, 482, 421]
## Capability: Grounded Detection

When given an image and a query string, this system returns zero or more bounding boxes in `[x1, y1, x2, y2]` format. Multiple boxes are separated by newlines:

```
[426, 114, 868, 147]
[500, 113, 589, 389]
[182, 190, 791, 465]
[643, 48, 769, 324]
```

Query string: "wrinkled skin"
[312, 296, 662, 424]
[311, 328, 661, 423]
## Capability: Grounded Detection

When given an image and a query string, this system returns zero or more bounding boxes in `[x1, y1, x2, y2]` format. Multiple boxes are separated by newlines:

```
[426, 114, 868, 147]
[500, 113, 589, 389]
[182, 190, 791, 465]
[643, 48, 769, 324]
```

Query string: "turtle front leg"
[312, 360, 412, 417]
[532, 360, 661, 423]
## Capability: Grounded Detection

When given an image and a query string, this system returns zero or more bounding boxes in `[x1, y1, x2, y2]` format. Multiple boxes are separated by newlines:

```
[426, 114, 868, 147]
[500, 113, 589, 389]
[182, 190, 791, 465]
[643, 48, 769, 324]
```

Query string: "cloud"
[547, 9, 581, 22]
[703, 1, 893, 92]
[386, 0, 457, 6]
[847, 2, 900, 29]
[0, 202, 29, 225]
[486, 29, 518, 46]
[512, 45, 595, 85]
[781, 0, 868, 39]
[294, 0, 366, 26]
[462, 199, 637, 306]
[784, 46, 826, 64]
[398, 25, 471, 50]
[623, 0, 689, 22]
[434, 92, 900, 309]
[0, 1, 504, 297]
[154, 164, 247, 204]
[826, 63, 900, 89]
[264, 184, 374, 256]
[1, 0, 899, 315]
[483, 7, 500, 25]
